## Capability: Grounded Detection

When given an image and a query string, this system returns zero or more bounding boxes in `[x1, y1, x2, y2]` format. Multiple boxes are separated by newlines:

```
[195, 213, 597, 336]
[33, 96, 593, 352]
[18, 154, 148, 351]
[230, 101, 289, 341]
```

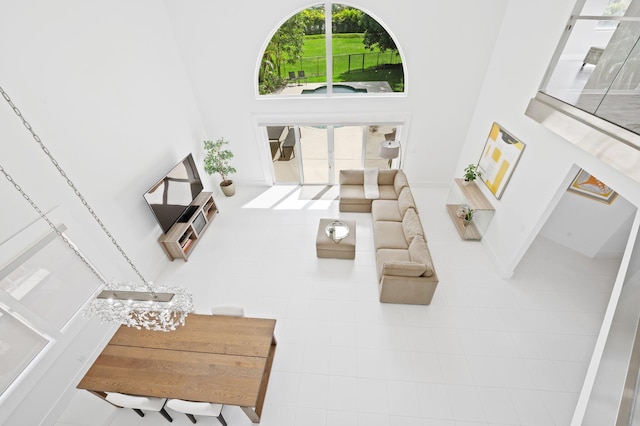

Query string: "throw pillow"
[408, 235, 434, 277]
[382, 261, 427, 277]
[397, 186, 417, 217]
[402, 208, 424, 244]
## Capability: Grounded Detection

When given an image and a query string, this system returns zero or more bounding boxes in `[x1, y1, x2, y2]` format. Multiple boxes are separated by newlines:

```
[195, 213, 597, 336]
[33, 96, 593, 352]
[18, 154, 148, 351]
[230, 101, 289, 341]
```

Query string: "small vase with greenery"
[203, 138, 237, 196]
[463, 164, 481, 182]
[463, 207, 474, 223]
[457, 205, 474, 226]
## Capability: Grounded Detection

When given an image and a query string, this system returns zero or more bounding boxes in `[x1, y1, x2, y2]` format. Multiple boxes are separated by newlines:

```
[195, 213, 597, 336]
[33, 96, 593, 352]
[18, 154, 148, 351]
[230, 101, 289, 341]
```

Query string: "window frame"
[256, 2, 407, 98]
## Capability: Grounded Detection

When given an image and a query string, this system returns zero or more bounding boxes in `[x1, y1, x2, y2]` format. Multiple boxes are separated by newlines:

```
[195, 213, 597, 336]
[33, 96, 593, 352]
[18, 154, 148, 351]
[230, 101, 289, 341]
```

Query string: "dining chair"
[105, 392, 173, 422]
[211, 305, 245, 317]
[166, 399, 227, 425]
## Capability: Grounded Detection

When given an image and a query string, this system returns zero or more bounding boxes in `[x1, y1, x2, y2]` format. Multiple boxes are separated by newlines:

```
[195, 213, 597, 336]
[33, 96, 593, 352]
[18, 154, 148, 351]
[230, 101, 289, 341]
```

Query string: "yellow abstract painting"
[477, 122, 525, 199]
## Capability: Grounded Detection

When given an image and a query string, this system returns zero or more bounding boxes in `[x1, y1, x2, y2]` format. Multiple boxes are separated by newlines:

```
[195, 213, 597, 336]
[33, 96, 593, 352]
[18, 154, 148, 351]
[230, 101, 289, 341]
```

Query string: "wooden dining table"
[77, 313, 277, 423]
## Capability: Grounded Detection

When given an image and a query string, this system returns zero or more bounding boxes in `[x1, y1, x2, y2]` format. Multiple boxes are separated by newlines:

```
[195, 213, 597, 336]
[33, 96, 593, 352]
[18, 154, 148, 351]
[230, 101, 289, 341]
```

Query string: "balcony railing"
[526, 10, 640, 184]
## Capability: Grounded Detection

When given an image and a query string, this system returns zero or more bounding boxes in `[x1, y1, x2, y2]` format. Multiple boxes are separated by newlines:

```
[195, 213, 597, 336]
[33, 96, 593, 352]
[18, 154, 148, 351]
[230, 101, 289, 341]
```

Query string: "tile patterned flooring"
[55, 185, 621, 426]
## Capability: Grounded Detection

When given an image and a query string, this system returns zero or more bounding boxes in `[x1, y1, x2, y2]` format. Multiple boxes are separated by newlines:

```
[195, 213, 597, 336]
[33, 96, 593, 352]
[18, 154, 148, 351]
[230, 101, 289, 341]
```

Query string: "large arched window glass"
[258, 3, 405, 96]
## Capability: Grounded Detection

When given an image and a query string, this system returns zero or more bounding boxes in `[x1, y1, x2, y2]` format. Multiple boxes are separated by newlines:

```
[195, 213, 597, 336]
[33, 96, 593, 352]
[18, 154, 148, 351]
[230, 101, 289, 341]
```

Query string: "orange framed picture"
[567, 169, 618, 204]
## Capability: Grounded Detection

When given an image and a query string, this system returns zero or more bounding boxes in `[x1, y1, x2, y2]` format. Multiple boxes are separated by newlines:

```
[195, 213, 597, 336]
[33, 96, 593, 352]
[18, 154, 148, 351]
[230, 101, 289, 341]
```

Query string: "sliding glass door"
[266, 124, 399, 185]
[300, 126, 330, 184]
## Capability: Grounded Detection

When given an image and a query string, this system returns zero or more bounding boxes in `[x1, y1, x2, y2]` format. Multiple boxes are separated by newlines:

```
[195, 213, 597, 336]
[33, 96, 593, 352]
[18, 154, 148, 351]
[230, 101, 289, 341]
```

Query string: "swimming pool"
[302, 84, 368, 94]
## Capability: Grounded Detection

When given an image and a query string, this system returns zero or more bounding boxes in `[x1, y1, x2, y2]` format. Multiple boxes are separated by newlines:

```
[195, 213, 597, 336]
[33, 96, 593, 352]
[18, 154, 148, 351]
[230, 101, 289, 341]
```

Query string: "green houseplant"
[463, 164, 482, 182]
[203, 138, 237, 197]
[463, 207, 474, 224]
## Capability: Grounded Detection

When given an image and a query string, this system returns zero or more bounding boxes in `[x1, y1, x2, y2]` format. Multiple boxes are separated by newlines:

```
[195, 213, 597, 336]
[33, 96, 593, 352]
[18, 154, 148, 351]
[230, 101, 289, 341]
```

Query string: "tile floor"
[55, 185, 621, 426]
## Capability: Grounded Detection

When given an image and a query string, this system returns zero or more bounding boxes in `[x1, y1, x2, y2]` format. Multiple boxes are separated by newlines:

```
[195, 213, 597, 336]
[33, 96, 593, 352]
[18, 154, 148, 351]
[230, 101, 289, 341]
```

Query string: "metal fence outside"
[281, 51, 402, 79]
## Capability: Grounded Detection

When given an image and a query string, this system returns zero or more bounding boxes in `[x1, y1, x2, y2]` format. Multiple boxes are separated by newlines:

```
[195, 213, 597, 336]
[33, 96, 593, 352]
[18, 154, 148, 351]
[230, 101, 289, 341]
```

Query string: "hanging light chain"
[0, 164, 106, 284]
[0, 85, 151, 291]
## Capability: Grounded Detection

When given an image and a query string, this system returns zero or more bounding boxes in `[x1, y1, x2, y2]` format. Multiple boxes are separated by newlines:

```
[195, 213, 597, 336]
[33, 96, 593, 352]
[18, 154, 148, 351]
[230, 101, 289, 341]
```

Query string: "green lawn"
[281, 33, 404, 91]
[302, 33, 377, 56]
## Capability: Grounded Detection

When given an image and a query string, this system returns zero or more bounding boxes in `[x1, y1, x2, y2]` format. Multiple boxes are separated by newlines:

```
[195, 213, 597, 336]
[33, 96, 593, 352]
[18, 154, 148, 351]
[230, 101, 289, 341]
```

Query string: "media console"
[158, 191, 217, 261]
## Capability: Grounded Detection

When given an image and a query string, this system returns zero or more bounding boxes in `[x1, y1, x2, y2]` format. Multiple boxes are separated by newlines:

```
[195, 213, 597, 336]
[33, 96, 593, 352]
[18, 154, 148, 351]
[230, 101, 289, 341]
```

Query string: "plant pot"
[220, 180, 235, 197]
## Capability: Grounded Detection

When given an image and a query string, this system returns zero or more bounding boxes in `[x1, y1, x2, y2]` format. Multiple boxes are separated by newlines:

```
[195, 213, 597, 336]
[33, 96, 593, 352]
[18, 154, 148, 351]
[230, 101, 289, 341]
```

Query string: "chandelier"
[87, 283, 193, 331]
[0, 86, 193, 331]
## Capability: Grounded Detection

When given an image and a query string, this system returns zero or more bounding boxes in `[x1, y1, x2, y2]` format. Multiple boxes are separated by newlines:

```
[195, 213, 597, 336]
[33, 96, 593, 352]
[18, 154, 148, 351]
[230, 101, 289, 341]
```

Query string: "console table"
[446, 179, 495, 240]
[158, 191, 217, 261]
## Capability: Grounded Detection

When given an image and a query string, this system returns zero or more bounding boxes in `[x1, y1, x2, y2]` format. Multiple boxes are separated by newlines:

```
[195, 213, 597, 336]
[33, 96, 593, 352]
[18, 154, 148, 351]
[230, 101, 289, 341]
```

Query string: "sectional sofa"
[339, 169, 439, 304]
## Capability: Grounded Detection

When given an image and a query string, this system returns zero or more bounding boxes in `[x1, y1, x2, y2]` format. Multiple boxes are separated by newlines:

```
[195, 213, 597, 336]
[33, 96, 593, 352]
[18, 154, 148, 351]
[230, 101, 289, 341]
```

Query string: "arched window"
[258, 3, 405, 96]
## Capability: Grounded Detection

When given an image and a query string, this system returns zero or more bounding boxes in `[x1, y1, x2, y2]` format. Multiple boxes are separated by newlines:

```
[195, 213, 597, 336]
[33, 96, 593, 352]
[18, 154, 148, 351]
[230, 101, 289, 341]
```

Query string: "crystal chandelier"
[1, 85, 193, 331]
[88, 283, 193, 331]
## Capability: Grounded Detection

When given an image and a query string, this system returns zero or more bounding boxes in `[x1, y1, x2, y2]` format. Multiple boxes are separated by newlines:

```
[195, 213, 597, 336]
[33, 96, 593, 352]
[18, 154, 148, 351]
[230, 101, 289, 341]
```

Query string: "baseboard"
[482, 239, 514, 279]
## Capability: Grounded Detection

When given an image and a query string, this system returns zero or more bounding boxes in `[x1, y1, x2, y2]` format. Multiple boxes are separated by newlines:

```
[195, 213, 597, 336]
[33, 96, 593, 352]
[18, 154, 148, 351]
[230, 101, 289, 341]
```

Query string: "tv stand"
[158, 192, 217, 261]
[177, 205, 198, 223]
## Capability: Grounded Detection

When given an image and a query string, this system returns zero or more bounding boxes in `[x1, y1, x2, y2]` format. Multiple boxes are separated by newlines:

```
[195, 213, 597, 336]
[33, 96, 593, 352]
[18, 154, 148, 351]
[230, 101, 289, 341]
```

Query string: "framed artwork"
[477, 122, 526, 199]
[567, 169, 618, 204]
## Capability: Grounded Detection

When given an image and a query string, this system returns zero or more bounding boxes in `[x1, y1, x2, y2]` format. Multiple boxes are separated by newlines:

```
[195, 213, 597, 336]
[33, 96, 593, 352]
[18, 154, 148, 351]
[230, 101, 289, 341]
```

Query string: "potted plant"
[457, 205, 474, 226]
[463, 164, 481, 183]
[203, 138, 237, 197]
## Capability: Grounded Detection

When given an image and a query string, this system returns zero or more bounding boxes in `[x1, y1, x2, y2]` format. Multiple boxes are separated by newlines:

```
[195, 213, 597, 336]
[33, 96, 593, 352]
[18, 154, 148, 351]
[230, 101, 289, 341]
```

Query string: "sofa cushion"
[379, 185, 399, 200]
[378, 169, 397, 185]
[402, 208, 424, 244]
[339, 185, 370, 204]
[397, 186, 417, 217]
[393, 170, 409, 195]
[374, 221, 407, 250]
[408, 235, 434, 277]
[372, 200, 402, 222]
[339, 169, 364, 185]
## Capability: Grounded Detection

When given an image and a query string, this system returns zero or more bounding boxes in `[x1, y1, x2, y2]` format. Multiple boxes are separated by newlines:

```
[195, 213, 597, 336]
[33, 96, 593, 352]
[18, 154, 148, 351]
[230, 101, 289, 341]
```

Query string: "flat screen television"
[143, 153, 204, 234]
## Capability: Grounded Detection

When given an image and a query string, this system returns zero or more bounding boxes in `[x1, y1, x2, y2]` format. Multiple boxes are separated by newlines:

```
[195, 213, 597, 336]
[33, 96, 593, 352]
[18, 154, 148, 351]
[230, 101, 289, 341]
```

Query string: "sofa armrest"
[382, 261, 427, 277]
[378, 274, 439, 305]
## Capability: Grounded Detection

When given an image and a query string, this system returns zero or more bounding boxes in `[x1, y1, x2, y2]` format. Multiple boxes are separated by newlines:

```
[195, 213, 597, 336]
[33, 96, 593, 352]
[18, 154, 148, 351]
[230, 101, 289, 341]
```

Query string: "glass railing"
[526, 1, 640, 185]
[540, 1, 640, 136]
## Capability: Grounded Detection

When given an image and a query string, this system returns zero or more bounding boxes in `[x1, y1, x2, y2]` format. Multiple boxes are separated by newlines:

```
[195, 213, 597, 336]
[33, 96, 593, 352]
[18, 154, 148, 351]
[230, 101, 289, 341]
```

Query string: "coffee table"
[316, 218, 356, 259]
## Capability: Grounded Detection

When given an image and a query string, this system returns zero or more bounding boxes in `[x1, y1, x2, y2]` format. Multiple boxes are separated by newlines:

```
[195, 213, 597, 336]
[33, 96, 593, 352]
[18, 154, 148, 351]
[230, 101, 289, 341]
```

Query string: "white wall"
[162, 0, 509, 188]
[0, 0, 206, 280]
[454, 0, 640, 275]
[540, 188, 636, 258]
[0, 0, 205, 423]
